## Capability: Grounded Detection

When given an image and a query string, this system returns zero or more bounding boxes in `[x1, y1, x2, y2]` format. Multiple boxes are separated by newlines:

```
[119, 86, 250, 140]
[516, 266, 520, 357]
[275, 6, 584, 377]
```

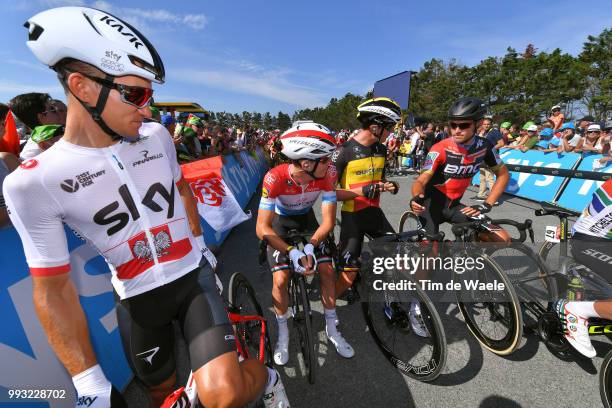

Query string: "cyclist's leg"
[336, 211, 364, 298]
[182, 266, 269, 407]
[115, 274, 187, 407]
[571, 236, 612, 320]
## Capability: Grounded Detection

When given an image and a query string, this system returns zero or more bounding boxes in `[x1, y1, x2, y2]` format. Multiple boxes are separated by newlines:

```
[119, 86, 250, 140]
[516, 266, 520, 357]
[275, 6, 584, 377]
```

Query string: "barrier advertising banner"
[556, 154, 612, 211]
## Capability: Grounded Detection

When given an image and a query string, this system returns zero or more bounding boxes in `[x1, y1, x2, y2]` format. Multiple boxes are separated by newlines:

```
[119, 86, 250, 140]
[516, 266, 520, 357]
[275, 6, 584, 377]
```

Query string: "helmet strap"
[59, 71, 124, 141]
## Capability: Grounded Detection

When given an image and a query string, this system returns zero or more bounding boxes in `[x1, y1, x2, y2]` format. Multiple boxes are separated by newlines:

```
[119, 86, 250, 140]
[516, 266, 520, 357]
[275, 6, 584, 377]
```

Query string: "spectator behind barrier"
[161, 113, 175, 135]
[549, 105, 564, 130]
[30, 124, 65, 152]
[500, 121, 512, 144]
[534, 128, 555, 150]
[577, 115, 594, 136]
[550, 122, 581, 153]
[9, 93, 67, 159]
[506, 122, 537, 151]
[576, 124, 605, 155]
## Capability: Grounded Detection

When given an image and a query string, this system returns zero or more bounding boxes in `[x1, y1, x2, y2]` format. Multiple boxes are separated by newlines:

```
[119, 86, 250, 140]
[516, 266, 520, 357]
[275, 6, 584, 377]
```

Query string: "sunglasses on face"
[81, 73, 154, 109]
[449, 122, 472, 130]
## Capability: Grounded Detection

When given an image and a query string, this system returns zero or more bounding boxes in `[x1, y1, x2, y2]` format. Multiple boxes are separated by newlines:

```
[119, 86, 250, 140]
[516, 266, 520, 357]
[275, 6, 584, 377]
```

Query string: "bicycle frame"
[228, 311, 268, 362]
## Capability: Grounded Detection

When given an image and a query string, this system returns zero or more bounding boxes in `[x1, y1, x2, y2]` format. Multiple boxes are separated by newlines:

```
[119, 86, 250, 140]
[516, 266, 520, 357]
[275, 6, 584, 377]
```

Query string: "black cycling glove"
[362, 183, 381, 199]
[470, 202, 492, 214]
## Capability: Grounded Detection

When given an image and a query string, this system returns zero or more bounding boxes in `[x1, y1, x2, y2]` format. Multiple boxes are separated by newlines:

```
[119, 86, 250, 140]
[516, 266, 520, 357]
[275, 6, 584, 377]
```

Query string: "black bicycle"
[360, 229, 447, 381]
[260, 230, 317, 384]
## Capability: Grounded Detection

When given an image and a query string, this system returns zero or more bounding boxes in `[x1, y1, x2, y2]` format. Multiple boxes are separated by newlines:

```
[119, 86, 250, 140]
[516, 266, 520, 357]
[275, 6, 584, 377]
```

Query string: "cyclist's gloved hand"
[384, 181, 399, 195]
[410, 194, 425, 213]
[303, 243, 318, 272]
[362, 183, 381, 199]
[288, 248, 307, 274]
[195, 235, 217, 270]
[470, 202, 492, 214]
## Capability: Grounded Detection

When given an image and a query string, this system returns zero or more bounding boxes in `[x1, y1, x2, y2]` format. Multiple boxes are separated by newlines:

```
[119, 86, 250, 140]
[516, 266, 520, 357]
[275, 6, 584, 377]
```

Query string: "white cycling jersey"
[573, 179, 612, 240]
[3, 122, 201, 299]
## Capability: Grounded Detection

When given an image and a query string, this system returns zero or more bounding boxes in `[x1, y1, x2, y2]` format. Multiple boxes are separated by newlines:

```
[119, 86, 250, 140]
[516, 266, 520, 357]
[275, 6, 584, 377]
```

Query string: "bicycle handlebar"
[451, 218, 534, 243]
[370, 229, 445, 243]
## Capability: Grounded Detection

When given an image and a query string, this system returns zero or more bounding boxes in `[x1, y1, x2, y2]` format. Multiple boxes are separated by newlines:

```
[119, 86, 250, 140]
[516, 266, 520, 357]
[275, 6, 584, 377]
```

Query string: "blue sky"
[1, 0, 611, 114]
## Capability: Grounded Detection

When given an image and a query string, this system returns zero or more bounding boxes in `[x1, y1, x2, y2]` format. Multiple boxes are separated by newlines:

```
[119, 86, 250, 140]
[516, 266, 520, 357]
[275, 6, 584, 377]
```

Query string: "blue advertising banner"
[556, 154, 612, 211]
[0, 148, 267, 407]
[473, 149, 582, 203]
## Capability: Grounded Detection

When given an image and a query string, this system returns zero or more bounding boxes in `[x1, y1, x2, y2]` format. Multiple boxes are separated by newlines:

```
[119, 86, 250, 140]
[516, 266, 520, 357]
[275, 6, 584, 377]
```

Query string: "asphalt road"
[126, 171, 610, 408]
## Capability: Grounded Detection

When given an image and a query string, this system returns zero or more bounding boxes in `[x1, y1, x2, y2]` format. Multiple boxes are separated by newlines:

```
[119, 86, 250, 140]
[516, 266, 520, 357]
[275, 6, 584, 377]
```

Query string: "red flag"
[1, 111, 20, 155]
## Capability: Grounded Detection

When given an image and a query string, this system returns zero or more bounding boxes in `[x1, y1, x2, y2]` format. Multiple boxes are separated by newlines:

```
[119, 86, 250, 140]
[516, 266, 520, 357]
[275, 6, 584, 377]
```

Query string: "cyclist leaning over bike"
[332, 97, 401, 302]
[410, 97, 510, 235]
[256, 122, 355, 365]
[3, 7, 288, 408]
[556, 178, 612, 358]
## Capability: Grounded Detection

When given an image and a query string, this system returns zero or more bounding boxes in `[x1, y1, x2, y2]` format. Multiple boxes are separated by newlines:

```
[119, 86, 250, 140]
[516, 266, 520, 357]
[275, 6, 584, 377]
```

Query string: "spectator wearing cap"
[176, 126, 201, 162]
[548, 105, 564, 131]
[161, 113, 176, 136]
[499, 122, 512, 144]
[576, 124, 605, 155]
[577, 115, 594, 136]
[506, 123, 538, 150]
[553, 122, 582, 153]
[9, 93, 67, 160]
[30, 124, 65, 152]
[534, 128, 555, 151]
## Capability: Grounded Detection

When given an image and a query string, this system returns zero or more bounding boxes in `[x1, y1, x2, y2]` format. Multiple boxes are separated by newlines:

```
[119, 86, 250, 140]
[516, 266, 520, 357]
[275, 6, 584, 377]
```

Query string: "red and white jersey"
[259, 163, 336, 216]
[3, 122, 201, 299]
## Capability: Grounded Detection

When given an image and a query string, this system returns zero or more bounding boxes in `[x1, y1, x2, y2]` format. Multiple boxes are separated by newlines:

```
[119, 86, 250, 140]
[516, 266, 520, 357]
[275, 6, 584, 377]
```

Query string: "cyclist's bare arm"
[309, 203, 336, 246]
[32, 273, 97, 375]
[177, 177, 203, 237]
[486, 165, 509, 206]
[255, 208, 290, 253]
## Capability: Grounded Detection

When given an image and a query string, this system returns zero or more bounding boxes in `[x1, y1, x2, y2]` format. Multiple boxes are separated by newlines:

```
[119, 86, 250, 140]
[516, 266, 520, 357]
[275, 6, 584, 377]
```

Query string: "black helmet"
[357, 97, 402, 127]
[448, 97, 487, 121]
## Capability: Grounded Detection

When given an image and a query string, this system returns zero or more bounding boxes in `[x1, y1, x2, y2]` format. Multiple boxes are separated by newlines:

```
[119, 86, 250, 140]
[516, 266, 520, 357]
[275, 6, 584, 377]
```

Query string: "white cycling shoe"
[273, 338, 289, 366]
[263, 368, 290, 408]
[327, 329, 355, 358]
[556, 300, 596, 358]
[409, 301, 430, 338]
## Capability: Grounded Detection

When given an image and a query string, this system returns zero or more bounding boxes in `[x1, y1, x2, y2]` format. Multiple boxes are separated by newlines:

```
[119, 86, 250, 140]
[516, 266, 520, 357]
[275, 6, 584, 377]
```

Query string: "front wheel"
[457, 255, 523, 356]
[362, 275, 446, 381]
[290, 275, 316, 384]
[601, 349, 612, 407]
[228, 272, 272, 365]
[398, 210, 422, 233]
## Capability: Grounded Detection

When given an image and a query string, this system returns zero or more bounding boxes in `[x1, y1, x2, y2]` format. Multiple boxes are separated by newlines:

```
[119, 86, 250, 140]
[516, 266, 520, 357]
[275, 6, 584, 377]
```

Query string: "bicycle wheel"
[457, 255, 523, 355]
[398, 210, 422, 233]
[228, 272, 272, 365]
[290, 275, 316, 384]
[601, 349, 612, 408]
[361, 274, 446, 381]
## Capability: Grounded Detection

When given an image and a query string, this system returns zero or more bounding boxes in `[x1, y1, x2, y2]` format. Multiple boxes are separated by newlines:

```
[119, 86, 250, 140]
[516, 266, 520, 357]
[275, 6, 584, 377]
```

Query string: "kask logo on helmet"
[99, 15, 144, 49]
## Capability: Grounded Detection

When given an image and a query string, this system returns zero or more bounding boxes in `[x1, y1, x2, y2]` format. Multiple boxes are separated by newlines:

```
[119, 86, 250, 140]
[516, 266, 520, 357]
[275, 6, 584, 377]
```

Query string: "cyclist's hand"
[362, 183, 382, 199]
[195, 235, 217, 270]
[288, 248, 307, 274]
[410, 194, 425, 214]
[461, 203, 491, 218]
[303, 243, 318, 274]
[383, 181, 399, 195]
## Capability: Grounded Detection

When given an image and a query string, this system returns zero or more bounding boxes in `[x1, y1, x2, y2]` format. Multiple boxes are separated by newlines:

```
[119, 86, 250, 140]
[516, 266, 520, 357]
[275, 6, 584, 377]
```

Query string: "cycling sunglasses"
[81, 73, 154, 109]
[449, 122, 473, 130]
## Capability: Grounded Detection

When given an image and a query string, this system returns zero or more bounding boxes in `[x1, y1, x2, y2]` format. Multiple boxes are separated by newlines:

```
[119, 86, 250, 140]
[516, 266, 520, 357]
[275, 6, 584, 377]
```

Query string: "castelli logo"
[20, 159, 38, 169]
[190, 178, 226, 207]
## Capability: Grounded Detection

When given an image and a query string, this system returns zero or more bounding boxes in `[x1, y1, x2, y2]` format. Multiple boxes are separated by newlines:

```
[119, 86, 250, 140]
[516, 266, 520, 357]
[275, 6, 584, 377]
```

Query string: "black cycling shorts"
[115, 265, 234, 386]
[338, 207, 394, 272]
[418, 188, 472, 235]
[571, 233, 612, 283]
[266, 209, 333, 273]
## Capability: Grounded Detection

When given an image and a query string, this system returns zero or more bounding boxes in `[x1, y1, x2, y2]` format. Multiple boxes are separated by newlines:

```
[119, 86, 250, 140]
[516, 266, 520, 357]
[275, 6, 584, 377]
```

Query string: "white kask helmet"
[24, 6, 165, 83]
[281, 122, 336, 160]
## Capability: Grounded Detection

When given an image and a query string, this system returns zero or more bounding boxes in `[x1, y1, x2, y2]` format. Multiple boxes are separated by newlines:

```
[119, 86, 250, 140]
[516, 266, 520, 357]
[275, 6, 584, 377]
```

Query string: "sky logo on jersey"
[423, 151, 439, 171]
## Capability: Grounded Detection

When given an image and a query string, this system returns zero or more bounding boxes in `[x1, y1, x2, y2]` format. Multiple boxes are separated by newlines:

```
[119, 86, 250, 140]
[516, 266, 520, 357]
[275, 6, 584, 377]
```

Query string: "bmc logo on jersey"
[444, 163, 481, 176]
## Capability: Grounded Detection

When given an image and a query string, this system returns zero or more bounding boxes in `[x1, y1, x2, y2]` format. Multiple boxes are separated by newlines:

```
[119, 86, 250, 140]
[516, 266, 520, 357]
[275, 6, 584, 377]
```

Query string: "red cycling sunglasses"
[81, 73, 154, 108]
